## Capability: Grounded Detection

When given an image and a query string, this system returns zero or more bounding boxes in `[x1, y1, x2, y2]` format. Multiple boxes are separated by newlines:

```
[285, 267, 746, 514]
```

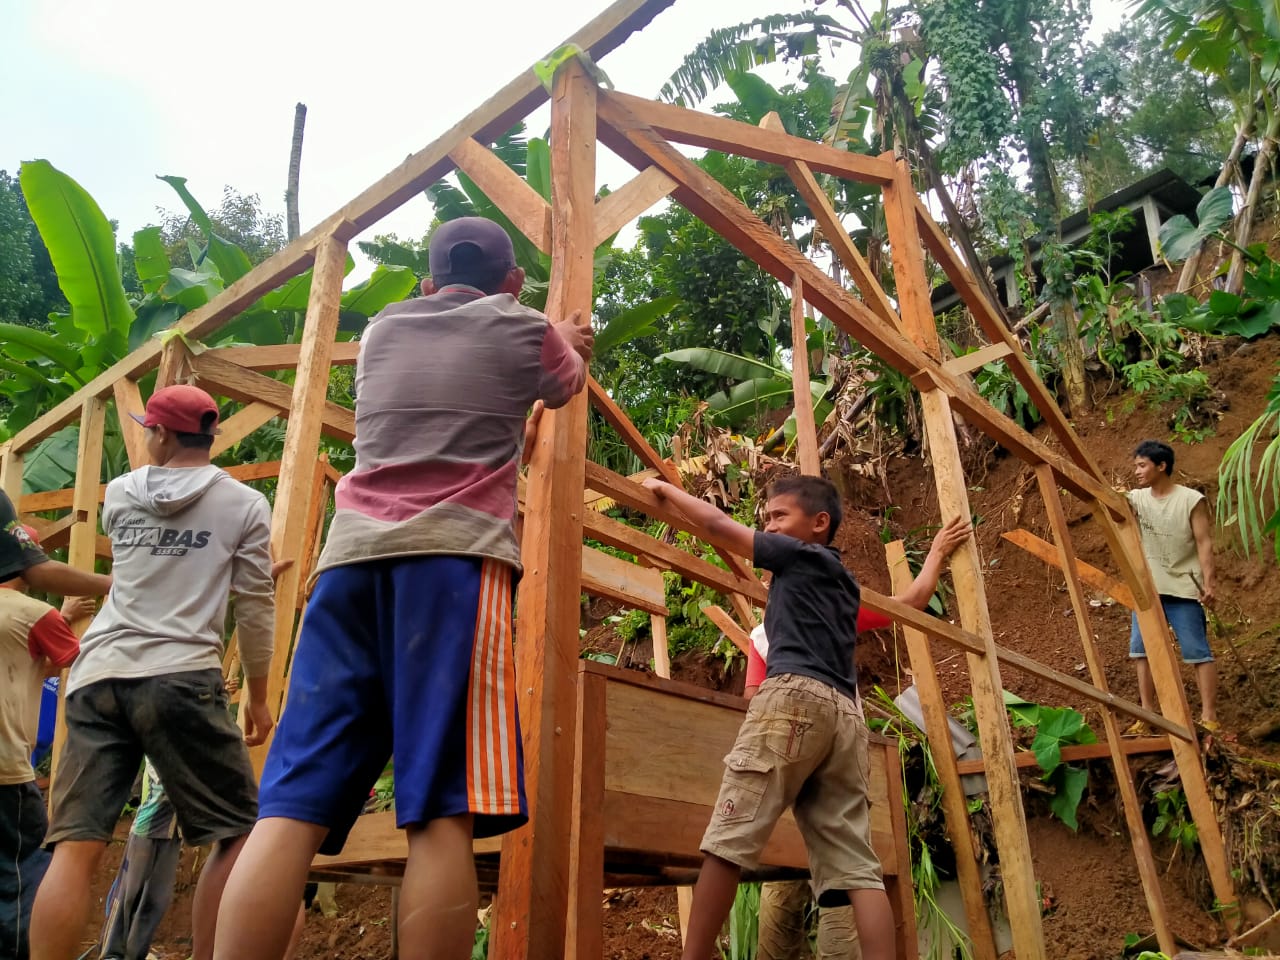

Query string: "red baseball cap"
[131, 385, 221, 435]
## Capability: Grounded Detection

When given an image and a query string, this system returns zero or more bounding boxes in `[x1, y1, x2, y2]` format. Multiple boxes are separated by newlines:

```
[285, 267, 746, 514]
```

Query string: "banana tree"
[4, 160, 416, 490]
[1218, 364, 1280, 561]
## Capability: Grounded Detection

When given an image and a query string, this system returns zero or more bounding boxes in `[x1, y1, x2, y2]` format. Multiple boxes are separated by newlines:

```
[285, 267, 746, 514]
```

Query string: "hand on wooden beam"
[641, 477, 755, 560]
[553, 310, 594, 362]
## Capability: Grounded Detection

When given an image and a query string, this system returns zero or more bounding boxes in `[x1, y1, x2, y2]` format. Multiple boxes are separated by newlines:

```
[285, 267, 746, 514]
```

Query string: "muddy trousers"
[99, 832, 182, 960]
[0, 782, 50, 960]
[757, 879, 861, 960]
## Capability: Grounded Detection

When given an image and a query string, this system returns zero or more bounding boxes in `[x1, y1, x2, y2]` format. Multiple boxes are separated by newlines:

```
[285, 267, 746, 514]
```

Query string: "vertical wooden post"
[650, 613, 670, 679]
[885, 540, 998, 960]
[565, 668, 606, 960]
[0, 448, 23, 504]
[156, 336, 194, 389]
[48, 397, 107, 799]
[491, 57, 596, 960]
[788, 275, 820, 476]
[1099, 507, 1239, 926]
[881, 738, 920, 960]
[247, 234, 348, 773]
[883, 162, 1046, 960]
[1034, 467, 1175, 954]
[112, 378, 149, 469]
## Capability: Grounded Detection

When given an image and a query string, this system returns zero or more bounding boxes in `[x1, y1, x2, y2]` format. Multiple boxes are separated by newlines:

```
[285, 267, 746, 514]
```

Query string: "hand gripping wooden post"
[247, 234, 348, 774]
[885, 540, 998, 960]
[882, 163, 1047, 959]
[491, 57, 597, 960]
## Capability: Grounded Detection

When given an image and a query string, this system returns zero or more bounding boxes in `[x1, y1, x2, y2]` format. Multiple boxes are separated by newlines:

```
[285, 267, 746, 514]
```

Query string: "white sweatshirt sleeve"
[231, 497, 276, 678]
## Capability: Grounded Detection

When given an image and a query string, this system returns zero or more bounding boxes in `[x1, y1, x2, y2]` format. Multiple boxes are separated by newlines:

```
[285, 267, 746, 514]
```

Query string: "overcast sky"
[1, 0, 1129, 278]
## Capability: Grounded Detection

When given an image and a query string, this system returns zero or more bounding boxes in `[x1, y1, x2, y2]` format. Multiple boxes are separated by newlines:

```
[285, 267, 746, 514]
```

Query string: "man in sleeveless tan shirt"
[1125, 439, 1218, 732]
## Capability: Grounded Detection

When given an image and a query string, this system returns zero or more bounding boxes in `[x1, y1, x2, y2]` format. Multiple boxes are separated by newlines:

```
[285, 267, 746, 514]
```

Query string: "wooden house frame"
[1, 2, 1237, 957]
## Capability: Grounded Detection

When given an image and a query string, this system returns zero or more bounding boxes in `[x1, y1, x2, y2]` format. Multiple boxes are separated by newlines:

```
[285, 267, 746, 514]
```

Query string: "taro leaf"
[157, 175, 253, 283]
[1047, 764, 1088, 832]
[1208, 290, 1243, 316]
[1002, 690, 1040, 728]
[19, 160, 133, 353]
[128, 300, 182, 351]
[132, 227, 171, 296]
[594, 296, 680, 356]
[1243, 260, 1280, 300]
[1157, 186, 1235, 262]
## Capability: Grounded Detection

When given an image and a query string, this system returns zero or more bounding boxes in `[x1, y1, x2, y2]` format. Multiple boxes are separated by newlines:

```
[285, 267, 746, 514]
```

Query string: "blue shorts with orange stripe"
[258, 555, 527, 854]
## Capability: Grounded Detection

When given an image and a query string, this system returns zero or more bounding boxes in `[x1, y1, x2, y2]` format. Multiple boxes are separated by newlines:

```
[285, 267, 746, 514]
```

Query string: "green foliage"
[472, 912, 490, 960]
[1152, 788, 1199, 851]
[719, 882, 761, 960]
[1158, 186, 1237, 262]
[1003, 692, 1096, 831]
[1218, 365, 1280, 559]
[0, 170, 65, 328]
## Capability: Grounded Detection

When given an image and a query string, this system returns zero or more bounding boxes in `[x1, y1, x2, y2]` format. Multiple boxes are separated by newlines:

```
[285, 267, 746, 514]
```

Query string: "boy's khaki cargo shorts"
[701, 673, 884, 901]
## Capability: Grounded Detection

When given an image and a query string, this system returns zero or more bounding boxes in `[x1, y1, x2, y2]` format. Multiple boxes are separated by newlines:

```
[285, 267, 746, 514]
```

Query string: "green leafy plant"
[1218, 363, 1280, 559]
[1004, 692, 1096, 831]
[1152, 788, 1198, 852]
[1156, 185, 1237, 262]
[719, 882, 761, 960]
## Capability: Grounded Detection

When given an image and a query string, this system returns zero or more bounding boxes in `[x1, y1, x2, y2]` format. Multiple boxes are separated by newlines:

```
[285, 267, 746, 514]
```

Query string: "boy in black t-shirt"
[643, 474, 895, 960]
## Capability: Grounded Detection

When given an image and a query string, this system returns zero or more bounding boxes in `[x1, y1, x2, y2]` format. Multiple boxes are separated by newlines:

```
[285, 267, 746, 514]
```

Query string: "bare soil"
[83, 332, 1280, 958]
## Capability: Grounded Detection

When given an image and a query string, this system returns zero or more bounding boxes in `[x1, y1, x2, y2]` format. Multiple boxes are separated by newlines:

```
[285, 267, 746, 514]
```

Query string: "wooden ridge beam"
[1035, 465, 1176, 956]
[594, 166, 677, 245]
[594, 95, 1129, 522]
[1002, 528, 1137, 610]
[913, 198, 1106, 482]
[190, 353, 355, 444]
[600, 90, 897, 185]
[5, 0, 678, 458]
[450, 137, 552, 253]
[205, 342, 360, 372]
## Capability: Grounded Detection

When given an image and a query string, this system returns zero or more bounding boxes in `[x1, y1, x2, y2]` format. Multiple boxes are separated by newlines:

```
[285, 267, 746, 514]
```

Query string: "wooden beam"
[249, 235, 349, 773]
[699, 604, 751, 657]
[1035, 466, 1176, 956]
[886, 540, 998, 960]
[111, 378, 149, 469]
[5, 0, 678, 458]
[190, 352, 355, 444]
[582, 509, 767, 604]
[783, 157, 898, 326]
[880, 739, 919, 960]
[943, 342, 1014, 378]
[788, 275, 821, 476]
[913, 198, 1106, 482]
[494, 58, 597, 960]
[587, 379, 680, 485]
[205, 342, 360, 372]
[157, 336, 194, 388]
[594, 95, 1129, 522]
[450, 138, 552, 254]
[210, 402, 282, 458]
[19, 461, 283, 513]
[565, 668, 607, 960]
[1110, 512, 1239, 926]
[1, 449, 23, 505]
[580, 545, 667, 615]
[25, 514, 75, 550]
[1001, 528, 1137, 610]
[600, 90, 897, 186]
[953, 737, 1172, 775]
[650, 611, 671, 679]
[883, 163, 1046, 960]
[594, 166, 677, 245]
[1090, 501, 1153, 611]
[49, 397, 107, 804]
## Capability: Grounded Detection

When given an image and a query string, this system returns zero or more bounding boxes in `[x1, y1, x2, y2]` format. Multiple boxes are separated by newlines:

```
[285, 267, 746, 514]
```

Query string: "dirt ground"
[80, 330, 1280, 959]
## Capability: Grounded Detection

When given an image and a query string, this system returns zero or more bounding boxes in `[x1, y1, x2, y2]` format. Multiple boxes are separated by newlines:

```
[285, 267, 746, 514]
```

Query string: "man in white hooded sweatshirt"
[31, 385, 276, 960]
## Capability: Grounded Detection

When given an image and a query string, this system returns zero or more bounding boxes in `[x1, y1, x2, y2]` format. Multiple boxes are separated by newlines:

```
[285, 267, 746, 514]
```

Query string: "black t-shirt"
[754, 530, 860, 700]
[0, 490, 47, 583]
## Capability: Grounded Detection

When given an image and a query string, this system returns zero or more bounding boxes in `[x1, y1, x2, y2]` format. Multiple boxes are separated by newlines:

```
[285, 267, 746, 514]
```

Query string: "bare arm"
[1190, 499, 1215, 607]
[642, 478, 755, 560]
[22, 560, 112, 598]
[892, 517, 972, 611]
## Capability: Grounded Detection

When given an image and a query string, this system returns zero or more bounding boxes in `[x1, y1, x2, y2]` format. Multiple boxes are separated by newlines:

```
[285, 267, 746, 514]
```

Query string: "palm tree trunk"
[1179, 101, 1257, 293]
[285, 103, 307, 242]
[1226, 108, 1280, 295]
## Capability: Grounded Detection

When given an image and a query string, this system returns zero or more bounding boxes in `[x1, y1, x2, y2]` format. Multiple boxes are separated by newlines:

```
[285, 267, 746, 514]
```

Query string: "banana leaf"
[132, 226, 170, 296]
[659, 347, 783, 382]
[158, 175, 253, 283]
[594, 296, 679, 355]
[340, 265, 416, 318]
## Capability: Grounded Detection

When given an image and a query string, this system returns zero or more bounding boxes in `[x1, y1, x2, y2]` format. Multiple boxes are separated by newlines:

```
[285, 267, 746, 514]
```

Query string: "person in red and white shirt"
[0, 525, 96, 960]
[746, 515, 970, 960]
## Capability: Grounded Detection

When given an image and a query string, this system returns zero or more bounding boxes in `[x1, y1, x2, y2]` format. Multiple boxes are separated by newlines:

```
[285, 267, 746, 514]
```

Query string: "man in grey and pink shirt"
[216, 217, 592, 960]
